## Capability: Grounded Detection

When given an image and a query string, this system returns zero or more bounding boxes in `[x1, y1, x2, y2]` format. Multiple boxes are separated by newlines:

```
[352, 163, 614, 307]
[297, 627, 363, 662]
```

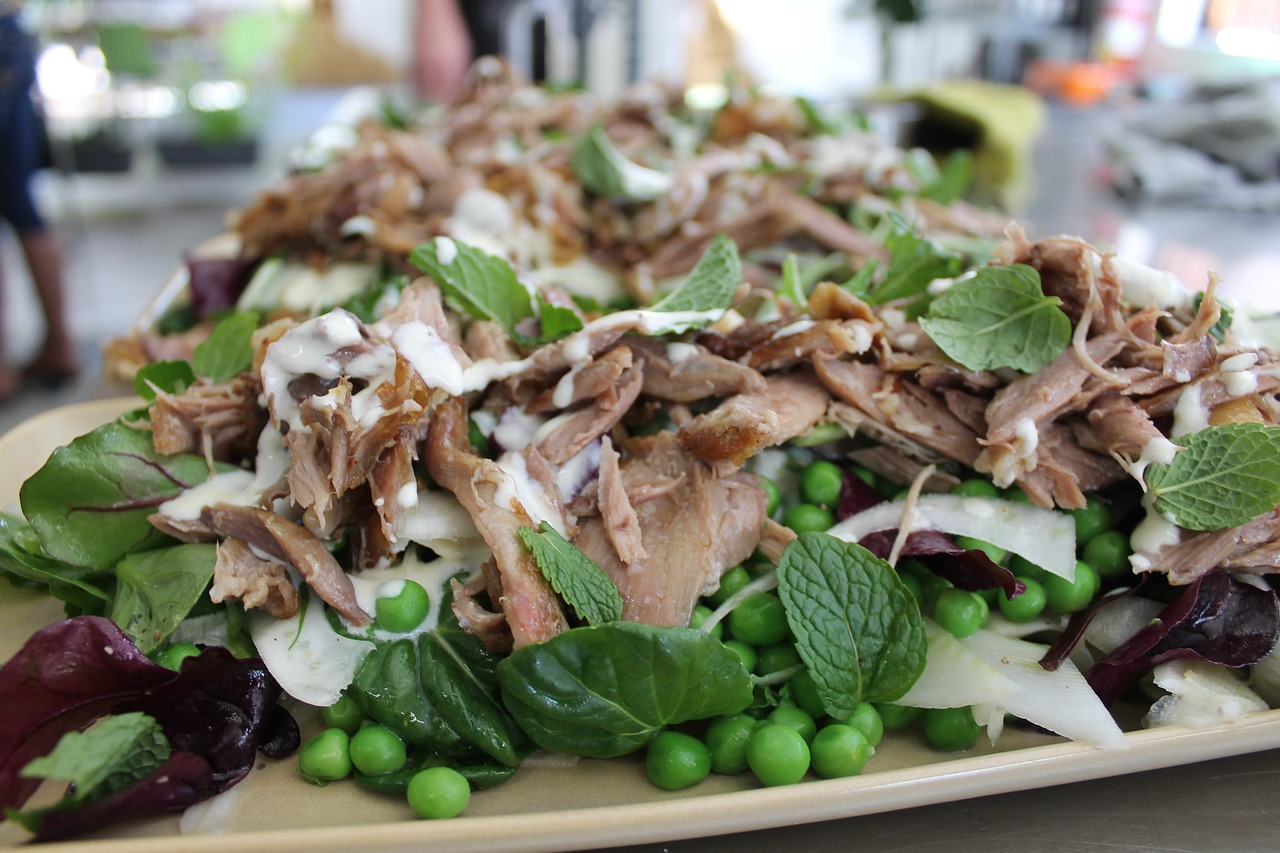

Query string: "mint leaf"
[1146, 424, 1280, 531]
[571, 124, 672, 201]
[111, 544, 217, 654]
[867, 212, 963, 308]
[191, 311, 258, 382]
[776, 254, 806, 307]
[842, 258, 879, 297]
[649, 232, 741, 316]
[409, 237, 534, 333]
[518, 522, 622, 625]
[133, 360, 195, 402]
[777, 532, 926, 718]
[19, 422, 232, 570]
[497, 622, 752, 757]
[919, 150, 973, 204]
[536, 295, 584, 342]
[919, 264, 1071, 373]
[20, 713, 170, 804]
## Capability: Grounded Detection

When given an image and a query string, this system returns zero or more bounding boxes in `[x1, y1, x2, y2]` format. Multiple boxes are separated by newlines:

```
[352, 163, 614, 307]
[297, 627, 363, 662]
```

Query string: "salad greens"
[518, 522, 624, 626]
[571, 123, 673, 201]
[133, 359, 195, 401]
[648, 232, 742, 316]
[409, 237, 535, 333]
[110, 544, 216, 655]
[192, 310, 259, 382]
[1145, 423, 1280, 531]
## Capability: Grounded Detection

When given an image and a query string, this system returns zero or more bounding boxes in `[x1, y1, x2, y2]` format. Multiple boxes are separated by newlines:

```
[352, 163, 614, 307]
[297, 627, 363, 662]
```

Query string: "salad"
[3, 62, 1280, 842]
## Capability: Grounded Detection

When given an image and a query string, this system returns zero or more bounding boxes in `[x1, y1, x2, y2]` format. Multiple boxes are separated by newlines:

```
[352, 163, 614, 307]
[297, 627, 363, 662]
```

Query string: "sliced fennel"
[826, 494, 1077, 580]
[1145, 659, 1269, 729]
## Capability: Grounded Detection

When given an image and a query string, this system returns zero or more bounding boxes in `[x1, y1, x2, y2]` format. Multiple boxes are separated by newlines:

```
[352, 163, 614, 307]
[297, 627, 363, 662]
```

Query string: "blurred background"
[3, 0, 1280, 430]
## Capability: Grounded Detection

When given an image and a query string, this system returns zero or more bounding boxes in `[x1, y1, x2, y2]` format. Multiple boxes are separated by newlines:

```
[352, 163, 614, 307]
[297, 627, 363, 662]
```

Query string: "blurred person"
[0, 4, 77, 400]
[415, 0, 535, 102]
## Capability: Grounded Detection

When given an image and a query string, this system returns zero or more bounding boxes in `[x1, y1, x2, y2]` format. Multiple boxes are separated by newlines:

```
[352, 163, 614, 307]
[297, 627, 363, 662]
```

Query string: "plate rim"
[4, 399, 1280, 853]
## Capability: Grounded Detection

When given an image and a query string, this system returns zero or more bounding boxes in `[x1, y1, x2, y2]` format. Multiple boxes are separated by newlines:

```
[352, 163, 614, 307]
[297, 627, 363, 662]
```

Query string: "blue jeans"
[0, 14, 45, 233]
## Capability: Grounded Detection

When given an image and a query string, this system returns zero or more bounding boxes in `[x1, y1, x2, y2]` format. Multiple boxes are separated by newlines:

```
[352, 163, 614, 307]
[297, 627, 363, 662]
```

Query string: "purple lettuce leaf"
[836, 466, 1024, 598]
[1085, 571, 1280, 707]
[0, 616, 288, 841]
[1038, 581, 1148, 671]
[186, 255, 255, 318]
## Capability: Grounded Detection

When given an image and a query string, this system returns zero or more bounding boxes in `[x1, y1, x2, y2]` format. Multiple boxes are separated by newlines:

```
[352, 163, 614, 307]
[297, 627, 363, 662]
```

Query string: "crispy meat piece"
[210, 538, 300, 618]
[627, 338, 766, 404]
[679, 372, 829, 468]
[597, 435, 646, 567]
[150, 375, 265, 463]
[535, 362, 644, 466]
[1145, 510, 1280, 585]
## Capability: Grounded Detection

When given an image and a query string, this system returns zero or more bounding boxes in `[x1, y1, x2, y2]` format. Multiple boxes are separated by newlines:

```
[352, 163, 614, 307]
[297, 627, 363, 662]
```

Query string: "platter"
[3, 399, 1280, 852]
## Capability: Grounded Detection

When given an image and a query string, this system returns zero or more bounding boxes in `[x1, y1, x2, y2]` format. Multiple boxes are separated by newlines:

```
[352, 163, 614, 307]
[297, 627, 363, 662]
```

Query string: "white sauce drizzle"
[1129, 493, 1182, 572]
[494, 452, 564, 534]
[435, 235, 458, 265]
[391, 320, 465, 396]
[1171, 381, 1210, 438]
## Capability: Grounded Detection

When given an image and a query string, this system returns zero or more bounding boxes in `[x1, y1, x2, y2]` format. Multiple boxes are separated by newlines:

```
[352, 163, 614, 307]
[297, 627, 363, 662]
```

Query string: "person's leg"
[0, 259, 16, 400]
[18, 227, 78, 380]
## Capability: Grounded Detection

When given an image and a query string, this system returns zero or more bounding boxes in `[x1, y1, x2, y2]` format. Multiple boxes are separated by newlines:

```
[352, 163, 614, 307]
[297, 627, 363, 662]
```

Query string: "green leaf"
[776, 254, 806, 307]
[110, 544, 217, 654]
[535, 295, 584, 342]
[919, 264, 1071, 373]
[339, 274, 409, 324]
[919, 150, 973, 204]
[776, 532, 927, 718]
[132, 360, 195, 402]
[648, 232, 741, 316]
[796, 95, 839, 135]
[1146, 424, 1280, 531]
[191, 310, 259, 382]
[571, 124, 672, 201]
[409, 238, 534, 333]
[867, 212, 963, 308]
[517, 522, 622, 625]
[841, 259, 879, 298]
[20, 713, 170, 804]
[418, 632, 524, 766]
[19, 422, 231, 570]
[497, 622, 752, 757]
[0, 512, 112, 614]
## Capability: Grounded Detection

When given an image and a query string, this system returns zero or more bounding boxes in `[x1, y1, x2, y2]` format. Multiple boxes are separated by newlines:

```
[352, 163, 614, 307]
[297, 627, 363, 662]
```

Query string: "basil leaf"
[919, 264, 1071, 373]
[517, 522, 622, 625]
[776, 254, 806, 307]
[20, 712, 170, 805]
[571, 124, 672, 201]
[777, 532, 926, 718]
[19, 423, 230, 570]
[497, 622, 753, 757]
[409, 237, 534, 333]
[0, 513, 112, 614]
[648, 232, 741, 316]
[536, 295, 584, 342]
[191, 310, 259, 382]
[132, 360, 195, 402]
[110, 544, 216, 654]
[868, 212, 963, 308]
[1147, 424, 1280, 531]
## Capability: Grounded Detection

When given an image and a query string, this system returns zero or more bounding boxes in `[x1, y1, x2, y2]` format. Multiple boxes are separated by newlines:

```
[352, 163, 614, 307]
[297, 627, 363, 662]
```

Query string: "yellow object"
[895, 80, 1046, 209]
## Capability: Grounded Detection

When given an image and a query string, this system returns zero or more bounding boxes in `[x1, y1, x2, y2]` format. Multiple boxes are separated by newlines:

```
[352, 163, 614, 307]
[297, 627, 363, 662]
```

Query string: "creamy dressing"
[1221, 352, 1259, 373]
[1129, 493, 1182, 572]
[1223, 370, 1258, 397]
[1123, 435, 1180, 485]
[492, 407, 547, 451]
[1013, 418, 1039, 460]
[339, 215, 377, 237]
[391, 320, 465, 395]
[556, 440, 601, 501]
[396, 482, 418, 510]
[1100, 255, 1194, 312]
[435, 235, 458, 265]
[159, 426, 291, 521]
[494, 451, 564, 534]
[770, 319, 816, 340]
[666, 342, 698, 363]
[345, 553, 477, 641]
[1171, 381, 1210, 438]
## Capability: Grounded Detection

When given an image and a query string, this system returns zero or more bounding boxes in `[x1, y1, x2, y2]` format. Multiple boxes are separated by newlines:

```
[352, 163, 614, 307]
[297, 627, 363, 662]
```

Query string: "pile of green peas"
[294, 579, 474, 820]
[656, 458, 1138, 791]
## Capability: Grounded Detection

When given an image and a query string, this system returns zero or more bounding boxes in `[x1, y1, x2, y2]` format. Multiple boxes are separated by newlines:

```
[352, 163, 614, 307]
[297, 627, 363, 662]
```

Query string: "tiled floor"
[2, 98, 1277, 437]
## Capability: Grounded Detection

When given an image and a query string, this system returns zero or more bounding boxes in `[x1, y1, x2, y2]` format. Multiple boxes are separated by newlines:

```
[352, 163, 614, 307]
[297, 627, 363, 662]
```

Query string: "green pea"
[690, 604, 724, 639]
[1083, 530, 1131, 580]
[810, 724, 874, 779]
[728, 593, 789, 646]
[800, 460, 844, 508]
[952, 535, 1007, 565]
[933, 588, 989, 638]
[760, 478, 781, 517]
[899, 573, 925, 609]
[842, 702, 884, 747]
[756, 643, 801, 678]
[1043, 561, 1100, 614]
[951, 478, 998, 498]
[788, 669, 827, 721]
[407, 766, 470, 819]
[850, 465, 877, 488]
[155, 643, 200, 671]
[919, 574, 954, 610]
[723, 640, 757, 673]
[746, 723, 810, 787]
[767, 705, 818, 744]
[707, 565, 752, 607]
[783, 503, 835, 533]
[1068, 495, 1112, 544]
[646, 730, 712, 791]
[298, 728, 352, 784]
[349, 724, 407, 776]
[923, 706, 982, 751]
[1001, 487, 1033, 504]
[321, 694, 366, 735]
[1008, 553, 1046, 581]
[873, 702, 921, 731]
[375, 579, 430, 633]
[999, 577, 1047, 623]
[705, 714, 757, 775]
[898, 558, 930, 577]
